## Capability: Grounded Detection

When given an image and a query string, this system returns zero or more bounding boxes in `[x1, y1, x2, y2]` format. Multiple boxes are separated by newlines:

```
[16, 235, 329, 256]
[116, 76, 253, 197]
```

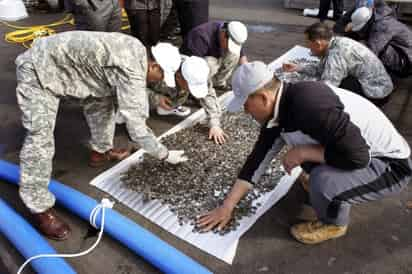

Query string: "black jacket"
[237, 81, 410, 185]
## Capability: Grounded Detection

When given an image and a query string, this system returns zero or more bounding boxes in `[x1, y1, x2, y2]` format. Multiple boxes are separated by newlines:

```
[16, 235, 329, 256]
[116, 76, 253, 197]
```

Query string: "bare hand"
[344, 23, 353, 33]
[239, 55, 248, 65]
[282, 147, 305, 174]
[158, 96, 173, 111]
[196, 205, 233, 232]
[209, 126, 228, 144]
[282, 62, 299, 73]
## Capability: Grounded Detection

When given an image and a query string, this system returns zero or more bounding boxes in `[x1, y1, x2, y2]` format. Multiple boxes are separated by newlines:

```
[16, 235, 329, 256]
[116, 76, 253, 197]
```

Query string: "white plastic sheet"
[91, 47, 311, 264]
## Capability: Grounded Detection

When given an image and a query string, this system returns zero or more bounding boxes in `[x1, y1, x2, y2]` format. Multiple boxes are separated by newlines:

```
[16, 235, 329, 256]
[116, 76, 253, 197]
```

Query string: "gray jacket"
[366, 8, 412, 75]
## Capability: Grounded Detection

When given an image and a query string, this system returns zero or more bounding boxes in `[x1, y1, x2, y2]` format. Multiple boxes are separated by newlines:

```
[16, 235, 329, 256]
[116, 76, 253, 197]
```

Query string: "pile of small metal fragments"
[274, 57, 320, 83]
[121, 112, 288, 235]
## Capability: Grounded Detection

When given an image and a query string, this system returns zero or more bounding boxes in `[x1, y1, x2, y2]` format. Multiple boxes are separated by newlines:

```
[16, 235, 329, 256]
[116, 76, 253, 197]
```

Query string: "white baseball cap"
[181, 56, 210, 99]
[227, 61, 273, 112]
[227, 21, 248, 55]
[151, 43, 181, 88]
[351, 7, 372, 32]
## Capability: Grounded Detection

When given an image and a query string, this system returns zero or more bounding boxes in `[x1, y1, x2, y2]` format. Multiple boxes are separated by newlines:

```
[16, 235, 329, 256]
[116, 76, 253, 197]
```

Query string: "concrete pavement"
[0, 1, 412, 273]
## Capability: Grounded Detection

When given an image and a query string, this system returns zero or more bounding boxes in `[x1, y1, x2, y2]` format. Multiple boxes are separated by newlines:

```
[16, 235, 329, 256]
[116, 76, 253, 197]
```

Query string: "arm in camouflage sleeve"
[296, 61, 323, 78]
[199, 86, 222, 128]
[116, 74, 168, 160]
[320, 51, 348, 87]
[146, 86, 161, 109]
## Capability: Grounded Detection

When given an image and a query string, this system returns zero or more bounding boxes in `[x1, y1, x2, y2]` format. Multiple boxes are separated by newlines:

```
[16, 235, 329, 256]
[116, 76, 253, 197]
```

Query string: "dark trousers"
[160, 0, 180, 40]
[126, 9, 161, 48]
[174, 0, 209, 38]
[339, 76, 391, 107]
[318, 0, 344, 21]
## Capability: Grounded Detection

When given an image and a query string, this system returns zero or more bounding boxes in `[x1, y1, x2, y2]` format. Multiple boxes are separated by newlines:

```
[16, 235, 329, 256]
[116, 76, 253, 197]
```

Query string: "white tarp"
[90, 46, 312, 264]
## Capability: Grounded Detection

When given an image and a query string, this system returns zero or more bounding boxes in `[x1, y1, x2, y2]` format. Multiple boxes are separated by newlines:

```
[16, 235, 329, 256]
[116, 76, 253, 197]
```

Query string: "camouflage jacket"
[299, 37, 393, 99]
[16, 31, 168, 159]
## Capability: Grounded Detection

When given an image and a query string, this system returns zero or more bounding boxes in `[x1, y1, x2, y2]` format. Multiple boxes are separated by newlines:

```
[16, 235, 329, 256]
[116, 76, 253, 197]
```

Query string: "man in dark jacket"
[197, 61, 411, 244]
[346, 7, 412, 77]
[334, 0, 387, 34]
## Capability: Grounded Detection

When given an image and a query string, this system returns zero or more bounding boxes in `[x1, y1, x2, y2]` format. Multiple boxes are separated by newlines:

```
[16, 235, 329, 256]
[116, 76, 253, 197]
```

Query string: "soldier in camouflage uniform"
[283, 23, 393, 106]
[15, 32, 188, 240]
[64, 0, 121, 32]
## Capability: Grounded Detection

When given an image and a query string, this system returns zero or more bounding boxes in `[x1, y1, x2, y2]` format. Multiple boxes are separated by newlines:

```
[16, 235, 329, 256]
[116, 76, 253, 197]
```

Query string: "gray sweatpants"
[283, 132, 412, 226]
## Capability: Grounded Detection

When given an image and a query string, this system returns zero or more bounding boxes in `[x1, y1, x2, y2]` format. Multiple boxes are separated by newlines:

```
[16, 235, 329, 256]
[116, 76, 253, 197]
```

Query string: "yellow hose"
[1, 9, 130, 48]
[1, 14, 74, 48]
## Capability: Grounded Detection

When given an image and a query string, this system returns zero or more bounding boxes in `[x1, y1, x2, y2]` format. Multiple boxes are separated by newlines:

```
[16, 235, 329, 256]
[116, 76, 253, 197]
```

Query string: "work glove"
[165, 150, 188, 165]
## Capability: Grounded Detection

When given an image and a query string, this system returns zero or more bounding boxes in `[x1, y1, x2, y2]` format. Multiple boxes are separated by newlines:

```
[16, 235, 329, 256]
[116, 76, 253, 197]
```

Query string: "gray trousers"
[283, 132, 411, 226]
[66, 0, 122, 32]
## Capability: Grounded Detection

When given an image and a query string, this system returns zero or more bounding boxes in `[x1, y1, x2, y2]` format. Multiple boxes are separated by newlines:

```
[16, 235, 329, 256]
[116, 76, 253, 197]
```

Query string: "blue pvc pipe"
[0, 197, 76, 274]
[0, 160, 212, 274]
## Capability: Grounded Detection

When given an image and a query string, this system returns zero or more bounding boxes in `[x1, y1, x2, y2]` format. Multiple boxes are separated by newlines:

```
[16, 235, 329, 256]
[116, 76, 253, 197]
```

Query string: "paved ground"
[0, 1, 412, 274]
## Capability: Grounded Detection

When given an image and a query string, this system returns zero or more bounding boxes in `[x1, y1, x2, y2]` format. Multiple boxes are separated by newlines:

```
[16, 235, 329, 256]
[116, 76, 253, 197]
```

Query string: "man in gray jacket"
[15, 32, 187, 241]
[346, 7, 412, 77]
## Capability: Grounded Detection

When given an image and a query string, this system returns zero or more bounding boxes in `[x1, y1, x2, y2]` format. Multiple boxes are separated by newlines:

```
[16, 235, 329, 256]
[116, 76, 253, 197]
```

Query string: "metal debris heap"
[121, 112, 287, 235]
[274, 57, 320, 83]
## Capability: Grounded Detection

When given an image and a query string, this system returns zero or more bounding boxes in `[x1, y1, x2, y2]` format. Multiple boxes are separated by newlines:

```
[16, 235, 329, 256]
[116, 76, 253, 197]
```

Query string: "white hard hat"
[151, 43, 181, 88]
[351, 7, 372, 32]
[227, 21, 248, 55]
[181, 56, 210, 99]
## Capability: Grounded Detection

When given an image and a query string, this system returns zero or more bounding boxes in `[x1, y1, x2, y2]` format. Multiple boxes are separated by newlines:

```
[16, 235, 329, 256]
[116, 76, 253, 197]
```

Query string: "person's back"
[367, 11, 412, 76]
[17, 31, 147, 99]
[322, 36, 393, 99]
[180, 21, 222, 58]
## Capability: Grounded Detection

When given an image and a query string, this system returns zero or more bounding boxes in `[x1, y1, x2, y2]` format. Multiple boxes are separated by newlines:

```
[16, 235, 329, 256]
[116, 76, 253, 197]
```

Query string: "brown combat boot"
[32, 209, 71, 241]
[89, 148, 130, 167]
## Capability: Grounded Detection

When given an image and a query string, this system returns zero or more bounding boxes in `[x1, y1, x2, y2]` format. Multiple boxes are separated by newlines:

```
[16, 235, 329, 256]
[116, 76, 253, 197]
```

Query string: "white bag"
[0, 0, 28, 21]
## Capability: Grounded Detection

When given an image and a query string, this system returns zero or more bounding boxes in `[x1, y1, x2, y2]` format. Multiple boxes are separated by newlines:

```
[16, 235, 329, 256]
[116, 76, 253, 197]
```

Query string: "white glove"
[165, 150, 188, 164]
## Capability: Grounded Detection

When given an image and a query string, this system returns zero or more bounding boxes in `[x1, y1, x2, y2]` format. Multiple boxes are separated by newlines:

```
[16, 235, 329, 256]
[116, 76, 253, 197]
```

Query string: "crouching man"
[197, 61, 411, 244]
[15, 32, 188, 241]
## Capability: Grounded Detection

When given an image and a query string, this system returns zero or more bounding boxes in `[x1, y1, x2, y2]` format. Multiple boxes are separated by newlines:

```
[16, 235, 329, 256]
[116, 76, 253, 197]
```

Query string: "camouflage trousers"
[16, 61, 59, 213]
[82, 96, 116, 153]
[16, 61, 117, 213]
[205, 52, 239, 89]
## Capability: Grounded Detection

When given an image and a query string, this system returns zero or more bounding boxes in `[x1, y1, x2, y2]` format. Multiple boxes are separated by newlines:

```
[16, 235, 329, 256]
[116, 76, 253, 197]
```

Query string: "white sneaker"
[157, 106, 191, 117]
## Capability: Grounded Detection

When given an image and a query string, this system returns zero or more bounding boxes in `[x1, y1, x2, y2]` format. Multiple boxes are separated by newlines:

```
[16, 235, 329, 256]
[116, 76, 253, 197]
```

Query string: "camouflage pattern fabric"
[16, 61, 58, 213]
[15, 31, 168, 213]
[204, 53, 239, 128]
[298, 37, 393, 99]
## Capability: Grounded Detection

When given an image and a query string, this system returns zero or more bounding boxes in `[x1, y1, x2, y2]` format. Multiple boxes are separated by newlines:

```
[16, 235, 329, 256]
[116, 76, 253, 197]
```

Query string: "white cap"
[151, 43, 181, 88]
[227, 61, 273, 112]
[227, 21, 248, 55]
[351, 7, 372, 32]
[181, 56, 210, 99]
